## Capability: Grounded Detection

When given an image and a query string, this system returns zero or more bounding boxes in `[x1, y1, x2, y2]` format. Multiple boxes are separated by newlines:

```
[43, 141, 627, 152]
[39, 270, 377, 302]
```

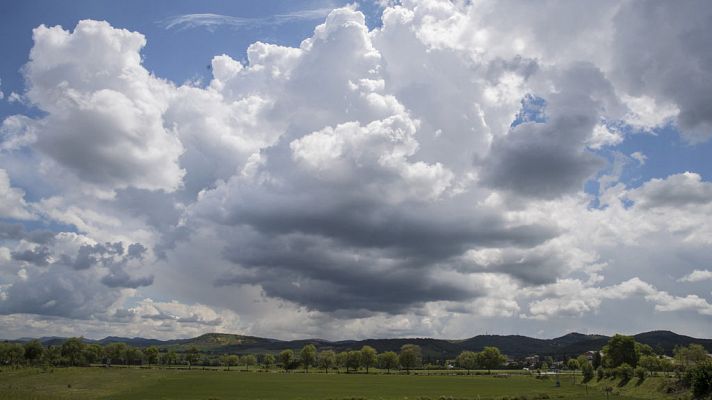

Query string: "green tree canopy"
[104, 342, 128, 365]
[241, 354, 257, 371]
[477, 346, 506, 374]
[603, 334, 639, 368]
[83, 344, 104, 365]
[399, 344, 422, 374]
[162, 349, 177, 366]
[378, 351, 399, 373]
[360, 346, 377, 373]
[317, 350, 336, 373]
[185, 346, 200, 369]
[346, 350, 361, 372]
[144, 346, 159, 366]
[592, 351, 602, 369]
[262, 353, 275, 369]
[674, 344, 709, 367]
[279, 349, 294, 372]
[61, 337, 86, 366]
[336, 351, 348, 370]
[23, 340, 44, 364]
[567, 358, 580, 370]
[456, 351, 477, 374]
[300, 344, 317, 372]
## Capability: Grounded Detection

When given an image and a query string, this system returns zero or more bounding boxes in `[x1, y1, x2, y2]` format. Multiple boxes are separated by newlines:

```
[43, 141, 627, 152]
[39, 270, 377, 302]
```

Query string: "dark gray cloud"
[611, 0, 712, 142]
[216, 230, 478, 313]
[101, 268, 153, 288]
[0, 265, 120, 319]
[127, 242, 147, 259]
[200, 130, 558, 313]
[0, 222, 56, 244]
[481, 64, 616, 198]
[72, 242, 124, 270]
[11, 246, 52, 266]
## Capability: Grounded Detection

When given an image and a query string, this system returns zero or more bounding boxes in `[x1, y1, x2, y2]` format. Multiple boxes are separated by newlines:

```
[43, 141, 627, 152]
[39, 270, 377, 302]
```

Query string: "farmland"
[0, 367, 672, 400]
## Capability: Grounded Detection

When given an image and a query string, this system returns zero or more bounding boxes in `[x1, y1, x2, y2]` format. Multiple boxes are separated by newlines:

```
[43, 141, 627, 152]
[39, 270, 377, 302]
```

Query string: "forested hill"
[10, 330, 712, 360]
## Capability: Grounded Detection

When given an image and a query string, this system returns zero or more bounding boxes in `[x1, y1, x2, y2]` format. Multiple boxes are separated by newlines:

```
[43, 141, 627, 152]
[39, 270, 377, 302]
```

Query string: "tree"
[346, 350, 361, 372]
[456, 351, 477, 375]
[336, 351, 348, 372]
[300, 344, 317, 373]
[477, 347, 506, 374]
[360, 346, 377, 373]
[241, 354, 257, 371]
[162, 349, 177, 367]
[279, 349, 294, 372]
[659, 357, 673, 373]
[125, 347, 144, 366]
[1, 343, 25, 367]
[596, 366, 605, 381]
[399, 344, 422, 374]
[674, 344, 709, 367]
[639, 355, 661, 374]
[616, 363, 634, 383]
[104, 342, 128, 366]
[226, 355, 239, 370]
[185, 347, 200, 369]
[581, 360, 594, 382]
[145, 346, 159, 367]
[378, 351, 399, 373]
[61, 337, 85, 366]
[83, 344, 104, 365]
[317, 350, 336, 373]
[44, 345, 62, 366]
[592, 351, 602, 369]
[634, 366, 646, 381]
[567, 358, 580, 383]
[262, 353, 275, 370]
[567, 359, 579, 371]
[576, 355, 589, 369]
[636, 342, 654, 357]
[23, 340, 45, 365]
[603, 335, 638, 368]
[687, 362, 712, 398]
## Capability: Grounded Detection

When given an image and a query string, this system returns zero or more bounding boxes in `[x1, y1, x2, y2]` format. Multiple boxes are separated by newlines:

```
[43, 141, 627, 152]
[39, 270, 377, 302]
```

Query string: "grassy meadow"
[0, 367, 677, 400]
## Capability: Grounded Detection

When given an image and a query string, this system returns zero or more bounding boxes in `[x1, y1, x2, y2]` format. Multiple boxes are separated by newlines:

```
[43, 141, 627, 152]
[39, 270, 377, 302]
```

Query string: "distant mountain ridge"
[7, 330, 711, 360]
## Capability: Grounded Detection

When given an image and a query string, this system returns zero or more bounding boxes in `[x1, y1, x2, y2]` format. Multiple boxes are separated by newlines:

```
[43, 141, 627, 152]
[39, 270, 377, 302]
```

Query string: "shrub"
[687, 362, 712, 398]
[581, 361, 594, 383]
[634, 366, 647, 382]
[616, 363, 634, 383]
[596, 366, 604, 381]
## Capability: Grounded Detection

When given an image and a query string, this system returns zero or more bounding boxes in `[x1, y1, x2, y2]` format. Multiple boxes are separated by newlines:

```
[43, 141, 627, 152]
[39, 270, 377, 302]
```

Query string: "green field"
[0, 368, 675, 400]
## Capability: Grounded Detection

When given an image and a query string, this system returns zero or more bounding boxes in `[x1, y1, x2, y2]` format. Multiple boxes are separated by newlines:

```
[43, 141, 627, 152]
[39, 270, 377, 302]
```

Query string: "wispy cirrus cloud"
[160, 8, 333, 32]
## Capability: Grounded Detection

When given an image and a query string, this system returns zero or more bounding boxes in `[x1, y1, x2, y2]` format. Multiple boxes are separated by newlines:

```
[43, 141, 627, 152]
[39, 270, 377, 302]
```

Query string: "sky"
[0, 0, 711, 341]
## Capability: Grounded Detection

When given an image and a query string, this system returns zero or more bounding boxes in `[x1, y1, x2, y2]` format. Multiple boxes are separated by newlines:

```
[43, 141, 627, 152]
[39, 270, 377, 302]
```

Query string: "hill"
[9, 330, 711, 360]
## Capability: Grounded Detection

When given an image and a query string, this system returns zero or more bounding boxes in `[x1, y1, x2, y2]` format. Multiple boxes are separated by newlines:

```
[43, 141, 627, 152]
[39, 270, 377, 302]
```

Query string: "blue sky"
[1, 1, 711, 341]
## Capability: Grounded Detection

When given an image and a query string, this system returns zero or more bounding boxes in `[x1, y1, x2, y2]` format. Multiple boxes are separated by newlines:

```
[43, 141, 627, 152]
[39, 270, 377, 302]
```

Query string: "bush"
[616, 363, 634, 383]
[596, 366, 604, 381]
[581, 362, 594, 383]
[687, 362, 712, 398]
[634, 367, 646, 381]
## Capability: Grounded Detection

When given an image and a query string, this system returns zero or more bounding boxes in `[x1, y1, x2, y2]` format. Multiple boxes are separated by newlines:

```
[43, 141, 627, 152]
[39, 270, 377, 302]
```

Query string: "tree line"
[0, 339, 431, 374]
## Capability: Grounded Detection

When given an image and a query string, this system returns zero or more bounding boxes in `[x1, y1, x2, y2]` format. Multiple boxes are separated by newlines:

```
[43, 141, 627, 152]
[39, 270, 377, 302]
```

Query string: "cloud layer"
[0, 1, 711, 340]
